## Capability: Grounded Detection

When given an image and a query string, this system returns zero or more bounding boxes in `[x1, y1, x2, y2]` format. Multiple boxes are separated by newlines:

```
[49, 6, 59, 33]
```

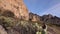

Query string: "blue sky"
[23, 0, 60, 17]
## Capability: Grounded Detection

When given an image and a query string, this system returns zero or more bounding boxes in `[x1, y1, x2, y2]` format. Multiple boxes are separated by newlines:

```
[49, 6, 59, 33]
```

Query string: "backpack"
[41, 29, 45, 34]
[36, 31, 41, 34]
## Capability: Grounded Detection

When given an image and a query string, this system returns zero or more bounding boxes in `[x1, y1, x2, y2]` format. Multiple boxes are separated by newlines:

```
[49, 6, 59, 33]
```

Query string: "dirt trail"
[47, 26, 60, 34]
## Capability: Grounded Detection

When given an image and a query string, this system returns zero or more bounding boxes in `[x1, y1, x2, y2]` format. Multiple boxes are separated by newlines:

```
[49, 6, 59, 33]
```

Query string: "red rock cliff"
[0, 0, 29, 20]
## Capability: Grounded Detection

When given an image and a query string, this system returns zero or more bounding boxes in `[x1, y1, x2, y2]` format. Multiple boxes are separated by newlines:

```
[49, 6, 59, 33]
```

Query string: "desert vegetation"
[0, 9, 60, 34]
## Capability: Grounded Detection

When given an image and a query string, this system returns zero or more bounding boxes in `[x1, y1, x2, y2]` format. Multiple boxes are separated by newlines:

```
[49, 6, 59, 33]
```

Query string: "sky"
[23, 0, 60, 17]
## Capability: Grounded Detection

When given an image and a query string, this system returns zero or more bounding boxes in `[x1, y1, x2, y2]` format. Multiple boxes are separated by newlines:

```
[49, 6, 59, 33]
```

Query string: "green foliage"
[0, 16, 16, 28]
[0, 14, 42, 34]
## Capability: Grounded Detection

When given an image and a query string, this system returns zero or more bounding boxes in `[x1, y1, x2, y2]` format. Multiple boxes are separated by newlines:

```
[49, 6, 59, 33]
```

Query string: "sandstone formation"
[29, 12, 42, 22]
[0, 0, 29, 20]
[29, 12, 60, 26]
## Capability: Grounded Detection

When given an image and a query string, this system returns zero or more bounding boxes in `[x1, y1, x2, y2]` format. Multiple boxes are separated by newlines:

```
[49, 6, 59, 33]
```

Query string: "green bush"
[0, 16, 16, 27]
[0, 16, 42, 34]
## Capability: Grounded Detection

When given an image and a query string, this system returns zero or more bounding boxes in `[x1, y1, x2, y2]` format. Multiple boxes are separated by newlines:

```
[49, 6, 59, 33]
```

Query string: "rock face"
[29, 12, 42, 22]
[0, 0, 29, 20]
[42, 14, 60, 26]
[29, 13, 60, 26]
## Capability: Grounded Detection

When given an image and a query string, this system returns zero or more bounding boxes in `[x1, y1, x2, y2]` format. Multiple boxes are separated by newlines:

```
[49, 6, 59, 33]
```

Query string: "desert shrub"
[19, 20, 42, 34]
[2, 10, 15, 18]
[0, 16, 16, 28]
[0, 16, 42, 34]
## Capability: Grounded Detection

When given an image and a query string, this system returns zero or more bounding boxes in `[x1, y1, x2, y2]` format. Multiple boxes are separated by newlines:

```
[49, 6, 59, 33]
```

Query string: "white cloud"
[41, 3, 60, 17]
